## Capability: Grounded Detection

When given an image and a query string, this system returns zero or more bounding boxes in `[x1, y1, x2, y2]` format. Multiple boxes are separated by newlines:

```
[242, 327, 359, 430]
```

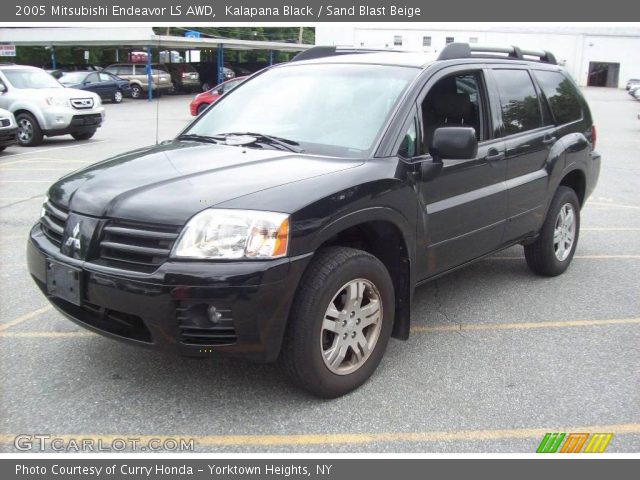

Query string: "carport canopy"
[0, 27, 310, 51]
[0, 27, 310, 100]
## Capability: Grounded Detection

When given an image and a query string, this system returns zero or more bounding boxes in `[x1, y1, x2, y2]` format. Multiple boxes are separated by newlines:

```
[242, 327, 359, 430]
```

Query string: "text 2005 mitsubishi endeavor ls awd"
[28, 44, 600, 397]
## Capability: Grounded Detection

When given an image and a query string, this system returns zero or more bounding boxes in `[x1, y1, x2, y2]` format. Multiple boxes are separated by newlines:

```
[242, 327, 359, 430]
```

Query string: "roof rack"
[437, 43, 557, 64]
[291, 46, 405, 62]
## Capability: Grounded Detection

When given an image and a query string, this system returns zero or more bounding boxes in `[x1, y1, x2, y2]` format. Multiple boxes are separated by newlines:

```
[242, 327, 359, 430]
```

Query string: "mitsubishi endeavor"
[27, 44, 600, 397]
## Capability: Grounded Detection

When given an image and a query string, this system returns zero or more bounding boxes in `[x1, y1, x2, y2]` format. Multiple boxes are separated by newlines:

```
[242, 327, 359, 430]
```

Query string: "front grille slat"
[100, 241, 171, 257]
[39, 200, 69, 249]
[98, 220, 181, 273]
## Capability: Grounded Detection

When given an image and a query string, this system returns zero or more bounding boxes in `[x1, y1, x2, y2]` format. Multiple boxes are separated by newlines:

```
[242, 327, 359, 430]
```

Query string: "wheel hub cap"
[320, 278, 383, 375]
[554, 203, 576, 261]
[18, 119, 33, 141]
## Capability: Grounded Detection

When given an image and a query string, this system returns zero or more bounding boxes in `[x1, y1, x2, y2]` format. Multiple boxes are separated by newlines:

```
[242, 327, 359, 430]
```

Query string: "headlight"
[172, 209, 289, 259]
[45, 97, 70, 107]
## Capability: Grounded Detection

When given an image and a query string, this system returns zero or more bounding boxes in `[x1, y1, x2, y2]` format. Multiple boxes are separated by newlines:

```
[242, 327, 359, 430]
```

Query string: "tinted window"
[99, 73, 111, 82]
[86, 73, 99, 83]
[493, 69, 542, 135]
[533, 70, 583, 125]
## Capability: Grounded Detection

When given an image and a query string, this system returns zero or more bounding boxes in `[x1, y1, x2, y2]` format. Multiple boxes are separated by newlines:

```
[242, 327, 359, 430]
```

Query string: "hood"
[25, 87, 99, 100]
[48, 141, 363, 225]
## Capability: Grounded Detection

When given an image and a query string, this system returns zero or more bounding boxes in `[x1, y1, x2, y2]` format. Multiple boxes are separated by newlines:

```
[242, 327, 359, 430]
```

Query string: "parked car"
[102, 63, 172, 99]
[0, 107, 17, 152]
[192, 62, 235, 91]
[27, 44, 600, 397]
[625, 78, 640, 90]
[189, 76, 246, 116]
[58, 71, 131, 103]
[630, 85, 640, 99]
[0, 65, 104, 146]
[162, 63, 200, 93]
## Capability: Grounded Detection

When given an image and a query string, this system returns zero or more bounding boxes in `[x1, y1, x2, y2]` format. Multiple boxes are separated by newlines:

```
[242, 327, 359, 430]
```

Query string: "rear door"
[488, 68, 557, 241]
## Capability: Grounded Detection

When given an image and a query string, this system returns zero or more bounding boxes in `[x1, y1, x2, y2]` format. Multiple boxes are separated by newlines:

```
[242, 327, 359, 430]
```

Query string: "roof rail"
[437, 43, 557, 65]
[291, 46, 404, 62]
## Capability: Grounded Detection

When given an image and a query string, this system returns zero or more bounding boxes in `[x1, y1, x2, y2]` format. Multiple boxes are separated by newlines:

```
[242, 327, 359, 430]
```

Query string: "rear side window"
[493, 69, 542, 135]
[533, 70, 583, 125]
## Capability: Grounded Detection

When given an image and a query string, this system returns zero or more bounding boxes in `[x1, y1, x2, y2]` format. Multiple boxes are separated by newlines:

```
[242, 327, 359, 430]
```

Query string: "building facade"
[315, 25, 640, 88]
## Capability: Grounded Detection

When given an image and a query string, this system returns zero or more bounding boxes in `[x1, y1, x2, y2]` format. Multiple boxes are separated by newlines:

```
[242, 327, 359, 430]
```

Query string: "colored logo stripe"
[536, 433, 565, 453]
[560, 433, 589, 453]
[584, 433, 613, 453]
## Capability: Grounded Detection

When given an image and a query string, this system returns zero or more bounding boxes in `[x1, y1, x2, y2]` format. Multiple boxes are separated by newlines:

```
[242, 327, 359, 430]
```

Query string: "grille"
[0, 118, 10, 127]
[98, 220, 180, 273]
[70, 98, 94, 109]
[40, 201, 69, 248]
[79, 302, 151, 342]
[176, 302, 237, 346]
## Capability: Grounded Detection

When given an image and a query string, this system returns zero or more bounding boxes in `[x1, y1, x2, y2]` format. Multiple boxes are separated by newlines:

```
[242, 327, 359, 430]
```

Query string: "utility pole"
[298, 27, 304, 44]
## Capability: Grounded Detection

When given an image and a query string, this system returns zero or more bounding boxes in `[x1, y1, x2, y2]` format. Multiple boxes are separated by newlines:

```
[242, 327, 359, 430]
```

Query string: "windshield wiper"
[177, 133, 222, 144]
[216, 132, 304, 153]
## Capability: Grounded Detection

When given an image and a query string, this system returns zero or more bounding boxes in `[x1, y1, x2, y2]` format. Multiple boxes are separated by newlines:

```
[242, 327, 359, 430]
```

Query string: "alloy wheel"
[320, 278, 383, 375]
[18, 118, 33, 143]
[554, 203, 576, 261]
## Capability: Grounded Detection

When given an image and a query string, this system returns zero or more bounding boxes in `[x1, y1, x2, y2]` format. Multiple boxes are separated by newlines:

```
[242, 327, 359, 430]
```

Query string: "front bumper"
[0, 126, 17, 146]
[27, 225, 311, 362]
[41, 106, 105, 134]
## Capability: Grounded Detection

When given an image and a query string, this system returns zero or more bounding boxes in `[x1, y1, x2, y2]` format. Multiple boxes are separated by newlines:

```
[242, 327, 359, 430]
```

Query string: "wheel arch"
[305, 208, 415, 340]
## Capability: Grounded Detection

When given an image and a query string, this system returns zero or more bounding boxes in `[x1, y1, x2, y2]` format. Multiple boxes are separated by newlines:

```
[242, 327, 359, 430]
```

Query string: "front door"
[414, 68, 508, 278]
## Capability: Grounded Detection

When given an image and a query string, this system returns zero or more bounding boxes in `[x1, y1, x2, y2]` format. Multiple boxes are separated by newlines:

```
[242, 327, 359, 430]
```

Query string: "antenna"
[155, 37, 161, 145]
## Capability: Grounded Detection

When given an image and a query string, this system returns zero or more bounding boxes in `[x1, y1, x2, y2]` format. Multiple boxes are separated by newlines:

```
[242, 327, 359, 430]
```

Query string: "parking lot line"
[0, 180, 51, 183]
[587, 202, 640, 210]
[410, 317, 640, 333]
[488, 255, 640, 260]
[0, 139, 106, 158]
[3, 317, 639, 338]
[0, 423, 638, 447]
[582, 227, 640, 232]
[0, 157, 90, 168]
[0, 331, 96, 338]
[0, 306, 52, 331]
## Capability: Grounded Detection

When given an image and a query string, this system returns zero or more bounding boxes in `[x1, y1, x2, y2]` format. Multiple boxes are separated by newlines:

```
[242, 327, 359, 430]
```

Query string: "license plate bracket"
[46, 261, 82, 306]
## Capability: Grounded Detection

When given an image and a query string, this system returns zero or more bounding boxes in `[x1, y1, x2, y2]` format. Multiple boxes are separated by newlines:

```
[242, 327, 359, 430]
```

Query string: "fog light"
[207, 305, 222, 324]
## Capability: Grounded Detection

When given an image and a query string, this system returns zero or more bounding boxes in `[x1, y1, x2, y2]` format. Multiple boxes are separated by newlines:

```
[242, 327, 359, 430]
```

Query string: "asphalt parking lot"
[0, 88, 638, 453]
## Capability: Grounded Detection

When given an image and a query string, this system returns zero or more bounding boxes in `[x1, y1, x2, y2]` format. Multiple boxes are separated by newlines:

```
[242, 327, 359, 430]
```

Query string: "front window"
[185, 63, 417, 158]
[2, 69, 62, 89]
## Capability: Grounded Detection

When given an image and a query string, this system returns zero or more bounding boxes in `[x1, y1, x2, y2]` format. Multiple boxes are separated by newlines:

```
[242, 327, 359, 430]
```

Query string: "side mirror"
[0, 83, 6, 94]
[430, 127, 478, 163]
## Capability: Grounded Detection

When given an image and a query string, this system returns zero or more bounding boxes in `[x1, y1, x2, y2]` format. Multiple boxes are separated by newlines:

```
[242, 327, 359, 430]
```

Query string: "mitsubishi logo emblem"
[65, 222, 82, 255]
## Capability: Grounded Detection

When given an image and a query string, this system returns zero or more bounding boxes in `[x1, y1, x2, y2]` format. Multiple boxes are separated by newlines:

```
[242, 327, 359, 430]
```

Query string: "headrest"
[433, 93, 472, 122]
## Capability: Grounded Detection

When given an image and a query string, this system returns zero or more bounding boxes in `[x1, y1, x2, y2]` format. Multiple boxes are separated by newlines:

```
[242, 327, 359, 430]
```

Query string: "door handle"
[485, 149, 505, 162]
[542, 135, 557, 146]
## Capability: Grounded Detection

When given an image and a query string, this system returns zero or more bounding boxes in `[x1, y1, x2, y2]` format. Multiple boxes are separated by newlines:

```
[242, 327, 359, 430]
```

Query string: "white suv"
[0, 65, 105, 146]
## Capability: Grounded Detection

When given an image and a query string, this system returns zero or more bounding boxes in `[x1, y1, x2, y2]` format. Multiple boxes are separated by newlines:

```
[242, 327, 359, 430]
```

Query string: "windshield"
[184, 63, 417, 157]
[3, 69, 63, 89]
[59, 72, 88, 85]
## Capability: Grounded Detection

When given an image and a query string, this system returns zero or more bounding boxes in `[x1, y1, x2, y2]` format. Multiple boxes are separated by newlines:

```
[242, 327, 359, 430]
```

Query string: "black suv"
[28, 44, 600, 398]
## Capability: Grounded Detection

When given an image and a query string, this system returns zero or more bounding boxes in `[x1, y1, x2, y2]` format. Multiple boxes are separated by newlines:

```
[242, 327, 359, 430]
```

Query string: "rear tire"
[16, 112, 43, 147]
[280, 247, 395, 398]
[525, 186, 580, 276]
[71, 130, 96, 141]
[130, 85, 143, 99]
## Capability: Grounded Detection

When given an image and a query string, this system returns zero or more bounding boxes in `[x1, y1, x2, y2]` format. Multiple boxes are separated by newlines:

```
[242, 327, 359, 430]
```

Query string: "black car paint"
[28, 56, 600, 361]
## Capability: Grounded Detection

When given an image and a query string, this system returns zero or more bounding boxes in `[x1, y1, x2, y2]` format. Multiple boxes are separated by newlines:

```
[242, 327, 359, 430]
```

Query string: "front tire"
[280, 247, 395, 398]
[112, 90, 123, 103]
[16, 112, 43, 147]
[525, 186, 580, 276]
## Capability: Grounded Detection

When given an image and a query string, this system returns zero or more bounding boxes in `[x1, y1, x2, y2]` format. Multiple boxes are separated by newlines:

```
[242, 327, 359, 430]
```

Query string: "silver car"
[0, 65, 105, 146]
